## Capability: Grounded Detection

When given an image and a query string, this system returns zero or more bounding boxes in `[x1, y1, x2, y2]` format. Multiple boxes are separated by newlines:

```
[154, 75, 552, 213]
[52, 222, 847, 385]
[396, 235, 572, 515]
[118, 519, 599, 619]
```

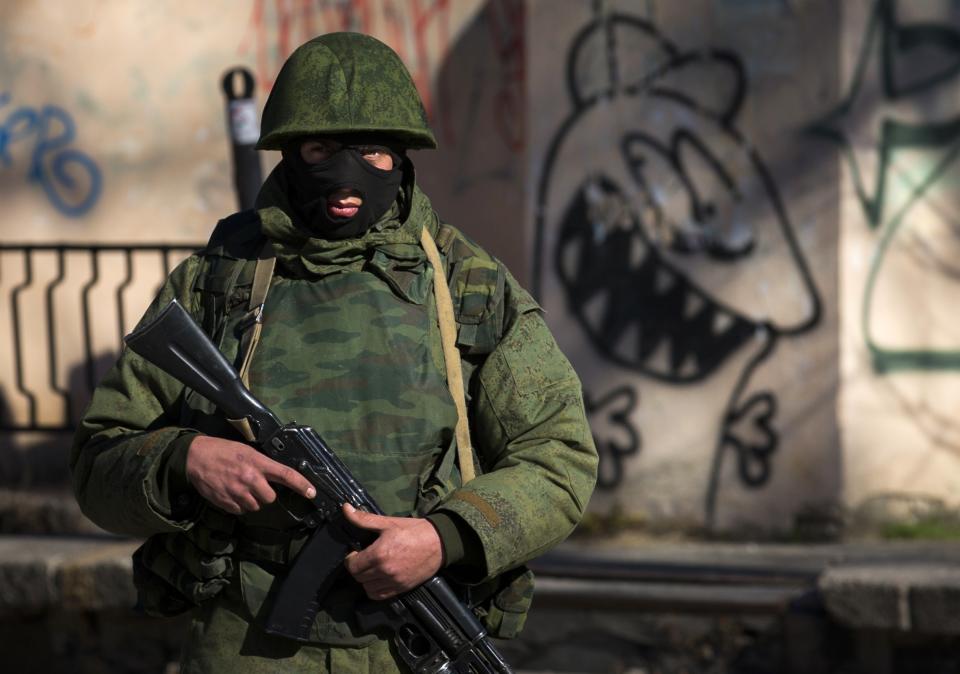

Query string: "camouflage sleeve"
[70, 254, 206, 537]
[435, 272, 599, 582]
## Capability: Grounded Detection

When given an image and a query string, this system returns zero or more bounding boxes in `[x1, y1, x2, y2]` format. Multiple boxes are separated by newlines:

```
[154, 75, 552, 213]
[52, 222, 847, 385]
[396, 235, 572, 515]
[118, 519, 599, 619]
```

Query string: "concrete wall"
[2, 0, 959, 537]
[834, 0, 960, 518]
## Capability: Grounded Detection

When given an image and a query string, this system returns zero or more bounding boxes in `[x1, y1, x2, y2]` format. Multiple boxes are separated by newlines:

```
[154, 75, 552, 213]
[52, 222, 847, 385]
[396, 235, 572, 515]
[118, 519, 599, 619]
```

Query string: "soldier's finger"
[343, 503, 392, 532]
[365, 582, 397, 601]
[217, 498, 243, 515]
[231, 489, 261, 513]
[344, 547, 379, 577]
[344, 551, 360, 575]
[248, 475, 278, 506]
[257, 455, 316, 499]
[348, 562, 383, 584]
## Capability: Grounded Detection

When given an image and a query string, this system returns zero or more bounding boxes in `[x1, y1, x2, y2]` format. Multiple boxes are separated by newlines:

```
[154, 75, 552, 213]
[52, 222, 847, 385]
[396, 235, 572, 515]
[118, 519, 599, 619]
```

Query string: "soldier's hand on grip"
[342, 503, 443, 600]
[185, 435, 316, 514]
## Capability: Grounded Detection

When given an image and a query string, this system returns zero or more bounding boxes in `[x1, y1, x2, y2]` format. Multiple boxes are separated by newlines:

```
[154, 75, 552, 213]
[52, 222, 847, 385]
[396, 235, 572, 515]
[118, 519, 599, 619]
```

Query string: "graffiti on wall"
[809, 0, 960, 375]
[0, 93, 102, 217]
[478, 0, 525, 153]
[239, 0, 452, 113]
[535, 9, 821, 523]
[586, 385, 641, 491]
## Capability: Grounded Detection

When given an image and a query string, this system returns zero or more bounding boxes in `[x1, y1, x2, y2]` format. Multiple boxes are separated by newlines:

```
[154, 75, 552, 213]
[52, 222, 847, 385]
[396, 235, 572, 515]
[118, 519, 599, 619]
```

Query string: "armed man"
[71, 33, 597, 673]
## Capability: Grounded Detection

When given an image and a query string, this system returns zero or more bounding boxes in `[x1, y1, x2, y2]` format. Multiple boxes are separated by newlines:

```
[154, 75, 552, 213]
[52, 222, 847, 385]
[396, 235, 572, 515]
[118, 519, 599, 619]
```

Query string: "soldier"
[71, 33, 597, 673]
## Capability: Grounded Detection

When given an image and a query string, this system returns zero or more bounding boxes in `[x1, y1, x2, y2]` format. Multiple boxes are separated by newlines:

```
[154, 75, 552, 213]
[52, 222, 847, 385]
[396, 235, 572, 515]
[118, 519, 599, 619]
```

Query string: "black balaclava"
[281, 138, 404, 239]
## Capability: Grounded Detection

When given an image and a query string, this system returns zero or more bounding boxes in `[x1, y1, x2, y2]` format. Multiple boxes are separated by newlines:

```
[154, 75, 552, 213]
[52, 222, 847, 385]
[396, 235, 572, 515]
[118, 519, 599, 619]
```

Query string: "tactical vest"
[137, 207, 532, 643]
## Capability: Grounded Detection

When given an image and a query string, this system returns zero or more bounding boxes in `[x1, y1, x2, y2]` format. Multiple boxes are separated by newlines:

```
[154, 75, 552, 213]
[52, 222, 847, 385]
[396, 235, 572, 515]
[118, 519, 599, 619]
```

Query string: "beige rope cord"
[420, 226, 477, 483]
[229, 244, 276, 443]
[237, 245, 277, 387]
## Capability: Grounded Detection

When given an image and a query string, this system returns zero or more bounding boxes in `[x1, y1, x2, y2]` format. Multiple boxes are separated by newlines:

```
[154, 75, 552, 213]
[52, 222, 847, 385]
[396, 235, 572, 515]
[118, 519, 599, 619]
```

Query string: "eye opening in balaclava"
[281, 134, 407, 240]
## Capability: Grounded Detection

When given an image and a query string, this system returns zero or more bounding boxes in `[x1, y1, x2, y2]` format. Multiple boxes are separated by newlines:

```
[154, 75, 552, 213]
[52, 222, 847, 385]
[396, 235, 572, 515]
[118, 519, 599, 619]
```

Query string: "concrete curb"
[0, 536, 138, 615]
[818, 563, 960, 634]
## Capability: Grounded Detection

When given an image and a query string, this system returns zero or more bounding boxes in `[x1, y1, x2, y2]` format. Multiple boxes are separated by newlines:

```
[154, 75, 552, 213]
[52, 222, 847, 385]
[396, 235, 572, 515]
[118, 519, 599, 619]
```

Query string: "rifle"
[124, 299, 513, 674]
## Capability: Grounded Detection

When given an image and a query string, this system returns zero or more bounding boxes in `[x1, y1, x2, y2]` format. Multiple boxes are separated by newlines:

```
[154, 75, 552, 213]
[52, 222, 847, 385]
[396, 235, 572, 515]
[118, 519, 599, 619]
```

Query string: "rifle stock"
[124, 300, 281, 440]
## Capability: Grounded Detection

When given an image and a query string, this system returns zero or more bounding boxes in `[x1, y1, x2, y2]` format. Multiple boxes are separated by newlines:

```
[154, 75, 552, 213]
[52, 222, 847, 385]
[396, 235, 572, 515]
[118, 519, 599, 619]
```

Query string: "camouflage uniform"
[71, 33, 597, 673]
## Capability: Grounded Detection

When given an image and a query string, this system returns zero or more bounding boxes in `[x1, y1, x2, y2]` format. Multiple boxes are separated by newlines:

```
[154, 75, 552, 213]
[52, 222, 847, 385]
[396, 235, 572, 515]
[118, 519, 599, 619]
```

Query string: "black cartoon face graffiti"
[556, 174, 756, 383]
[535, 12, 821, 524]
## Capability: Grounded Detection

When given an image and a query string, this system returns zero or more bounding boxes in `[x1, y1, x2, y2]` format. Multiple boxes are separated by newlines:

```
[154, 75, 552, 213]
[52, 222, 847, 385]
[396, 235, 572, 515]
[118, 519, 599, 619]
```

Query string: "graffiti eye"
[672, 132, 753, 260]
[581, 175, 634, 241]
[556, 175, 646, 286]
[620, 134, 684, 249]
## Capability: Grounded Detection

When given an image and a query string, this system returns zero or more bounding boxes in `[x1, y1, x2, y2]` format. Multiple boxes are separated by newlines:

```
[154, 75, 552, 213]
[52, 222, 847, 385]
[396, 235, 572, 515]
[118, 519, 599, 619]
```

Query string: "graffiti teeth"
[674, 351, 698, 378]
[713, 310, 735, 335]
[613, 323, 641, 363]
[654, 267, 675, 295]
[684, 292, 706, 320]
[643, 337, 672, 372]
[583, 291, 609, 328]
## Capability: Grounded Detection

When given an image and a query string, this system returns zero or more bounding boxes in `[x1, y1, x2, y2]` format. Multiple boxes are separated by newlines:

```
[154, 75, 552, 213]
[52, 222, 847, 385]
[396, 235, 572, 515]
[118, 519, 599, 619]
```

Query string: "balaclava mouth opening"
[281, 136, 405, 240]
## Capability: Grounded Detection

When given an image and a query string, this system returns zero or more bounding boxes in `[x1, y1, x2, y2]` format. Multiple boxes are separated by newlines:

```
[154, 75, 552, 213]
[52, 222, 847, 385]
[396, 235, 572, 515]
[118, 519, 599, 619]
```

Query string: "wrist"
[426, 512, 466, 567]
[170, 433, 198, 491]
[158, 431, 201, 515]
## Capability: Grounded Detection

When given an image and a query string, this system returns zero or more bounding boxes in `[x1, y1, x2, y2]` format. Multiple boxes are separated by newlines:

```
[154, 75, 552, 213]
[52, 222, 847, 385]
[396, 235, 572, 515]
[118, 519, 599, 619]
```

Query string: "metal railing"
[0, 243, 203, 432]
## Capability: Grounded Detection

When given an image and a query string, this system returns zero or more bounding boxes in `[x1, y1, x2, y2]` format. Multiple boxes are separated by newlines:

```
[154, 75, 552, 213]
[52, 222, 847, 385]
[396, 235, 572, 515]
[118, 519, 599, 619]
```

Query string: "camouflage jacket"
[70, 174, 598, 644]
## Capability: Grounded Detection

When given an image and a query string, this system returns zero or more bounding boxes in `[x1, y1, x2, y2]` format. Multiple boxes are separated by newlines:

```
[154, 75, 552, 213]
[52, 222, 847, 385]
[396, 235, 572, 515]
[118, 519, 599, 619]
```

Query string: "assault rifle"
[124, 299, 513, 674]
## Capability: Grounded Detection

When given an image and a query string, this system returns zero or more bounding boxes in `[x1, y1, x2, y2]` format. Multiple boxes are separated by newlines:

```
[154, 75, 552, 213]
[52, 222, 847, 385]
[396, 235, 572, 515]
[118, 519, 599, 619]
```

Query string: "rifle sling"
[228, 243, 276, 442]
[420, 226, 477, 483]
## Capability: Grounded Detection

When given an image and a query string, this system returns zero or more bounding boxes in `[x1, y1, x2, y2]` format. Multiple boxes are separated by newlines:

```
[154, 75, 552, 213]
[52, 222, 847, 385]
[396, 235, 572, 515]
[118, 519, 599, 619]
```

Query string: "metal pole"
[222, 67, 263, 211]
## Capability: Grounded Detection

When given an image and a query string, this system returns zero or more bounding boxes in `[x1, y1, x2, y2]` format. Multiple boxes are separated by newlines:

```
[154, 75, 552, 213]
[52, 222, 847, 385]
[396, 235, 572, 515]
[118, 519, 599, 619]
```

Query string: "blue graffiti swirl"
[0, 93, 102, 217]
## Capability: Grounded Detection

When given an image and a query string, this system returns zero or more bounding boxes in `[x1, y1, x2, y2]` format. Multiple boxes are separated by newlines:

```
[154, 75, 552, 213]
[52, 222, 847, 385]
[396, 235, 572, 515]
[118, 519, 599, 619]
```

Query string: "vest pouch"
[183, 256, 256, 436]
[472, 565, 535, 639]
[132, 506, 237, 617]
[445, 252, 506, 357]
[415, 433, 461, 517]
[133, 535, 194, 617]
[192, 255, 255, 339]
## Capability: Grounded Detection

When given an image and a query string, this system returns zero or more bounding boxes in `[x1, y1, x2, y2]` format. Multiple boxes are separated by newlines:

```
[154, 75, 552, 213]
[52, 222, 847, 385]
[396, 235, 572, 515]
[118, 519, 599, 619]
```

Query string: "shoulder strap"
[197, 210, 264, 338]
[420, 226, 477, 484]
[432, 224, 507, 356]
[226, 243, 275, 443]
[236, 242, 276, 387]
[199, 212, 273, 442]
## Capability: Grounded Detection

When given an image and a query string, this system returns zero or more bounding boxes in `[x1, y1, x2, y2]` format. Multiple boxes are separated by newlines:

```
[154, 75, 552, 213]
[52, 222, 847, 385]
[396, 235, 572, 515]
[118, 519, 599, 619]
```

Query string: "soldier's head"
[257, 33, 435, 238]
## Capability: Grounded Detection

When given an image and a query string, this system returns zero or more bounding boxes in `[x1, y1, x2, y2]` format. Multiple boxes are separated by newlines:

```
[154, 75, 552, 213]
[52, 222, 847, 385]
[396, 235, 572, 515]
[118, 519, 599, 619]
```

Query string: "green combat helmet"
[256, 32, 438, 150]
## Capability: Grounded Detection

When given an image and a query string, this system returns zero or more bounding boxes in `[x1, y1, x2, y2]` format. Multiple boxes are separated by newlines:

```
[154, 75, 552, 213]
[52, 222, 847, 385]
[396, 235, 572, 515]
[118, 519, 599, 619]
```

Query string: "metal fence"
[0, 243, 203, 432]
